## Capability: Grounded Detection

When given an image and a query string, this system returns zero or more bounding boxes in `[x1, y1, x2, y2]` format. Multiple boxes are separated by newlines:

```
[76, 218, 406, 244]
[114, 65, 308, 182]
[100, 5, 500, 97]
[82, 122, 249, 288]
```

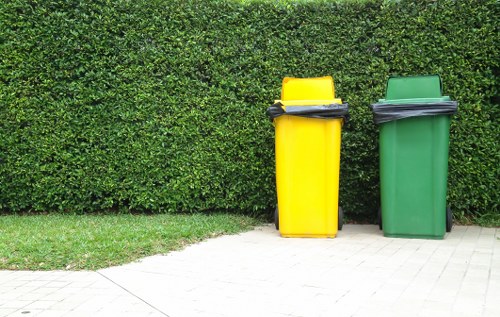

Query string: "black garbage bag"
[267, 102, 349, 122]
[369, 101, 458, 124]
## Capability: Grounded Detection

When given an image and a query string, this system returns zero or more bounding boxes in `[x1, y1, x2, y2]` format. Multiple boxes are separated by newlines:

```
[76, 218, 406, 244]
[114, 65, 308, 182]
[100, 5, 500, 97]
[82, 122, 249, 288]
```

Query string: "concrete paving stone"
[37, 293, 67, 302]
[491, 256, 500, 265]
[390, 298, 426, 315]
[316, 304, 359, 317]
[29, 288, 58, 296]
[49, 299, 92, 312]
[60, 312, 101, 317]
[400, 286, 434, 301]
[6, 287, 40, 298]
[0, 309, 17, 317]
[416, 264, 447, 279]
[452, 295, 485, 317]
[490, 274, 500, 287]
[418, 308, 453, 317]
[34, 310, 67, 317]
[10, 292, 46, 302]
[78, 295, 119, 310]
[354, 307, 399, 317]
[483, 303, 500, 316]
[281, 300, 334, 317]
[422, 299, 454, 311]
[369, 266, 395, 280]
[436, 267, 467, 283]
[0, 281, 29, 288]
[463, 270, 490, 285]
[8, 309, 45, 317]
[46, 288, 84, 297]
[459, 281, 489, 297]
[36, 282, 68, 290]
[427, 287, 458, 304]
[369, 288, 403, 304]
[486, 294, 500, 308]
[0, 300, 34, 310]
[439, 264, 467, 277]
[0, 271, 15, 278]
[470, 252, 493, 264]
[22, 300, 58, 310]
[448, 256, 473, 266]
[0, 293, 25, 302]
[386, 273, 417, 286]
[312, 290, 350, 304]
[486, 279, 500, 294]
[388, 249, 419, 262]
[484, 311, 500, 317]
[151, 299, 197, 317]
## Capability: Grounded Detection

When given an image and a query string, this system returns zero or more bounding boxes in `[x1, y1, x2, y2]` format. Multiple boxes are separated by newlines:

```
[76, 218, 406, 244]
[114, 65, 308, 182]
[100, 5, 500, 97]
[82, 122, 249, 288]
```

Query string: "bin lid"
[281, 76, 336, 100]
[277, 99, 344, 107]
[377, 96, 451, 104]
[386, 75, 442, 100]
[370, 75, 458, 124]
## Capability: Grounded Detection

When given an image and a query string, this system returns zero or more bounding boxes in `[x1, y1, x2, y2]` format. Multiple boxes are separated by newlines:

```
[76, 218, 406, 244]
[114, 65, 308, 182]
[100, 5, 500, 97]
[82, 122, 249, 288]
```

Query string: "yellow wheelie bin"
[267, 76, 349, 238]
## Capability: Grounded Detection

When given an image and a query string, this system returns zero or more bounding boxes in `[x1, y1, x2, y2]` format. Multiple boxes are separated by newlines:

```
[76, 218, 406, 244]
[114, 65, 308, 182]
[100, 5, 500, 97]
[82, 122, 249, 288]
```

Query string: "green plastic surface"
[379, 115, 451, 239]
[386, 75, 442, 100]
[377, 96, 451, 104]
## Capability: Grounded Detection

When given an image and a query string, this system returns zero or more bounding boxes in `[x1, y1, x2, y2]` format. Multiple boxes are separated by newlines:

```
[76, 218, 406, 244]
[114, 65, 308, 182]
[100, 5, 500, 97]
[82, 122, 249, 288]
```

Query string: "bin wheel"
[274, 206, 279, 230]
[446, 206, 452, 232]
[378, 207, 382, 230]
[338, 206, 343, 231]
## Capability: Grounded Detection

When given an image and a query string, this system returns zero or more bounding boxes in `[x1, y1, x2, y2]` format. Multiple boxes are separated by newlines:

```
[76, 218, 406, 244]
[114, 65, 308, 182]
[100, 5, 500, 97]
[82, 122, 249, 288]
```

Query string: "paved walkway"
[0, 225, 499, 317]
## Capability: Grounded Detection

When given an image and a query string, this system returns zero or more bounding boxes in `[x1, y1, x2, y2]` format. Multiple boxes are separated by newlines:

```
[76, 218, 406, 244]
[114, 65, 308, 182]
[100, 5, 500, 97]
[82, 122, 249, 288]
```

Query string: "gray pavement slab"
[1, 225, 499, 317]
[0, 270, 164, 317]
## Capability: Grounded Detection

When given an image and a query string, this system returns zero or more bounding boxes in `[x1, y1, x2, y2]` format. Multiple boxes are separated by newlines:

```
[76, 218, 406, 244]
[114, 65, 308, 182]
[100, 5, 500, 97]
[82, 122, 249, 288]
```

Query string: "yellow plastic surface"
[277, 99, 343, 107]
[281, 76, 336, 100]
[274, 76, 343, 238]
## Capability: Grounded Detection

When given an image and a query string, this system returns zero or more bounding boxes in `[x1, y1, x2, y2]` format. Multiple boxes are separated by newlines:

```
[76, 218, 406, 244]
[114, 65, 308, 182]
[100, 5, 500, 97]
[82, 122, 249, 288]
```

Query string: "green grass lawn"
[0, 213, 261, 271]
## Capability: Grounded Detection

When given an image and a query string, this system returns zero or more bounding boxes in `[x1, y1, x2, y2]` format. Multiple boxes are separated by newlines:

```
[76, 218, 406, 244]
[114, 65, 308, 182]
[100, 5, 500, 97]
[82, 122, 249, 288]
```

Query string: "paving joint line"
[97, 271, 170, 317]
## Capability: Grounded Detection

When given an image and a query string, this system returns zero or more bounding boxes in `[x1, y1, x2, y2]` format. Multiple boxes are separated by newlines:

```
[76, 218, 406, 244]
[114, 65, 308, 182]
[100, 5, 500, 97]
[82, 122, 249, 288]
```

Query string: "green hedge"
[0, 0, 498, 219]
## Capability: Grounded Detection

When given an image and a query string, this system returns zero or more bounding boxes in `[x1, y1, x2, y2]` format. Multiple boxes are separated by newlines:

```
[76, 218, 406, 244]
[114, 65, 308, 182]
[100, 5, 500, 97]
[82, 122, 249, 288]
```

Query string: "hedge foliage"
[0, 0, 498, 219]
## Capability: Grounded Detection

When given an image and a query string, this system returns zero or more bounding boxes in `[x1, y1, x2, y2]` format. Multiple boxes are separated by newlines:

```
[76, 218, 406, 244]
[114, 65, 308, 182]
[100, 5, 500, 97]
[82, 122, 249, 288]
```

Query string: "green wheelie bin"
[370, 75, 458, 239]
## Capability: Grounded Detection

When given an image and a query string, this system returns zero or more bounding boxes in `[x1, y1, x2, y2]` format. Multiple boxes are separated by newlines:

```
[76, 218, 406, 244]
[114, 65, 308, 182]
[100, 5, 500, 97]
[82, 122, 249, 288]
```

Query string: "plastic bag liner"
[267, 102, 349, 121]
[370, 101, 458, 124]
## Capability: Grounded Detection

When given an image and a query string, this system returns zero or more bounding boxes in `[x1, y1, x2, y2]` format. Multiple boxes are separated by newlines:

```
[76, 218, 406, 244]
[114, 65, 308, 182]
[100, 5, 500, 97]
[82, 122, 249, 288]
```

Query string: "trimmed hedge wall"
[0, 0, 498, 219]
